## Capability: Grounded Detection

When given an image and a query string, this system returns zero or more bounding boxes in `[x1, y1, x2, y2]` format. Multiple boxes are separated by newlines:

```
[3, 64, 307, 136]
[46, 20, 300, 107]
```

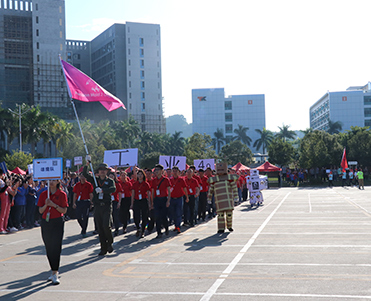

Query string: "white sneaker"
[51, 273, 60, 285]
[9, 227, 18, 232]
[0, 231, 7, 234]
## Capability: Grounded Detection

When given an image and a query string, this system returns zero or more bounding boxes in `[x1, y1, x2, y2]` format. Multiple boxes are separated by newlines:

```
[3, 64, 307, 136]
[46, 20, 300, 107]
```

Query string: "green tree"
[212, 128, 225, 153]
[54, 119, 75, 155]
[4, 150, 34, 171]
[299, 130, 342, 168]
[219, 140, 253, 166]
[268, 137, 295, 166]
[253, 128, 274, 153]
[276, 124, 297, 141]
[167, 131, 185, 156]
[184, 133, 217, 164]
[327, 120, 343, 134]
[346, 127, 371, 166]
[0, 104, 17, 151]
[233, 124, 252, 146]
[140, 151, 162, 169]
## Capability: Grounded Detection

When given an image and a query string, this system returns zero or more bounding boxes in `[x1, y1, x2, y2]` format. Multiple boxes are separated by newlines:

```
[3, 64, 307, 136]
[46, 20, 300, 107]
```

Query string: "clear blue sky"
[66, 0, 371, 131]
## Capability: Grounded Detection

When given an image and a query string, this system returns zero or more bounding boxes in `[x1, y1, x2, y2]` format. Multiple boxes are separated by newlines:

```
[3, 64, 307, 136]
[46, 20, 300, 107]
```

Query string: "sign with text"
[194, 159, 215, 170]
[104, 148, 138, 167]
[66, 159, 71, 168]
[33, 158, 63, 180]
[159, 156, 187, 170]
[74, 156, 83, 166]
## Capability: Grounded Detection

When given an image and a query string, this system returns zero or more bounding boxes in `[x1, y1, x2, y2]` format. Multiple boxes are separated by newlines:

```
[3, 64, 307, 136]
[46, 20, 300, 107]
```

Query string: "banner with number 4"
[194, 159, 215, 170]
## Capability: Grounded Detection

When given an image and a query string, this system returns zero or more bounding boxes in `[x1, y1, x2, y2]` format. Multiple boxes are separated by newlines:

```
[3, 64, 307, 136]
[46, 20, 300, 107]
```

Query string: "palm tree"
[54, 120, 74, 155]
[233, 124, 252, 146]
[0, 105, 17, 151]
[168, 131, 185, 155]
[327, 120, 342, 134]
[212, 128, 225, 153]
[276, 124, 297, 141]
[253, 128, 274, 153]
[301, 128, 313, 135]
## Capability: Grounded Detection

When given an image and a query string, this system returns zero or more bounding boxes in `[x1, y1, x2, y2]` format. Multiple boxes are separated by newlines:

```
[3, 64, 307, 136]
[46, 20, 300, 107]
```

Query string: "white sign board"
[348, 161, 358, 165]
[74, 156, 83, 166]
[66, 159, 71, 168]
[27, 164, 33, 174]
[159, 156, 187, 170]
[104, 148, 138, 167]
[33, 158, 63, 180]
[194, 159, 215, 170]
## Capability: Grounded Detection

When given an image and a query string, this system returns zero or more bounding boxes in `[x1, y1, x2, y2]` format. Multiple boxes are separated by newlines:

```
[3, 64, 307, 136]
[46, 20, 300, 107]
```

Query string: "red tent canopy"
[232, 162, 250, 172]
[11, 167, 26, 175]
[256, 161, 282, 172]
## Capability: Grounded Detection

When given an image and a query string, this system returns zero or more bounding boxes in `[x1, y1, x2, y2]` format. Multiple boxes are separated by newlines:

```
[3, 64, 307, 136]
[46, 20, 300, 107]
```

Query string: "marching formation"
[0, 159, 266, 285]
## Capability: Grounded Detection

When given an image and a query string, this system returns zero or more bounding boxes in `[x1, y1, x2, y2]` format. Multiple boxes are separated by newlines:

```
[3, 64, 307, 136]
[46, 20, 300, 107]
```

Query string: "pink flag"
[60, 59, 126, 111]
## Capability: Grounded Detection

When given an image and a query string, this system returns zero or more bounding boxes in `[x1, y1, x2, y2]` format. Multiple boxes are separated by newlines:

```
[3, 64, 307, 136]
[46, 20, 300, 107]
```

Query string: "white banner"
[159, 156, 187, 170]
[66, 159, 71, 168]
[104, 148, 138, 167]
[74, 156, 83, 166]
[194, 159, 215, 170]
[33, 158, 63, 180]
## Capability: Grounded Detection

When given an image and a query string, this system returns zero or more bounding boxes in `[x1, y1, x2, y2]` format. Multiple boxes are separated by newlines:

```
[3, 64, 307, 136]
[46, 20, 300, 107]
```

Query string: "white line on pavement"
[200, 192, 291, 301]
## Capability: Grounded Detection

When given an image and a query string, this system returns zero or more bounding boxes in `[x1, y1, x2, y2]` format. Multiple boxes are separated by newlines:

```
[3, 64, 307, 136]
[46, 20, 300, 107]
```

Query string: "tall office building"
[66, 22, 166, 133]
[0, 0, 70, 118]
[192, 88, 266, 153]
[310, 82, 371, 131]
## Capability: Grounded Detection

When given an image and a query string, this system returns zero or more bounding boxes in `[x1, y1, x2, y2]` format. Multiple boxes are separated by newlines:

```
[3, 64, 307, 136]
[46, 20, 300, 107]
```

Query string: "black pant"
[119, 197, 131, 230]
[154, 197, 169, 235]
[112, 201, 121, 231]
[41, 217, 64, 271]
[198, 192, 207, 220]
[94, 204, 113, 252]
[183, 195, 195, 225]
[26, 200, 35, 228]
[75, 200, 90, 234]
[133, 199, 149, 232]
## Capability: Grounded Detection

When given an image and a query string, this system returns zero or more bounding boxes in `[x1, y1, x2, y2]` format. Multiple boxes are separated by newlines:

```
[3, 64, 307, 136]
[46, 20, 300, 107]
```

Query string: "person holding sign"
[131, 169, 151, 238]
[151, 164, 171, 239]
[83, 161, 116, 256]
[37, 180, 68, 285]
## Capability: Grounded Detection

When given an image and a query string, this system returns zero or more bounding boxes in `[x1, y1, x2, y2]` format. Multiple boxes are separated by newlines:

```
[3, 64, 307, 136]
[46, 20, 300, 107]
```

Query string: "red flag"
[340, 148, 348, 172]
[60, 59, 126, 112]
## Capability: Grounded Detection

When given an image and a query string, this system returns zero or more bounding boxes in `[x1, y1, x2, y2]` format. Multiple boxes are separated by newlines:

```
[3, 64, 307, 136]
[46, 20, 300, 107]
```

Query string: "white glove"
[86, 155, 91, 162]
[207, 200, 212, 204]
[95, 187, 102, 194]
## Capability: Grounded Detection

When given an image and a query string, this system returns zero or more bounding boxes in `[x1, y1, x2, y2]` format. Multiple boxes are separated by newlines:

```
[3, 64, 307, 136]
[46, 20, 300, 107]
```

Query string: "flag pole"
[70, 98, 98, 187]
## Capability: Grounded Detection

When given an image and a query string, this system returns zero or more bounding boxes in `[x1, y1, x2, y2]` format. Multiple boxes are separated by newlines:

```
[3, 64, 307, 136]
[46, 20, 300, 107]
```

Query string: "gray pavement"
[1, 187, 371, 300]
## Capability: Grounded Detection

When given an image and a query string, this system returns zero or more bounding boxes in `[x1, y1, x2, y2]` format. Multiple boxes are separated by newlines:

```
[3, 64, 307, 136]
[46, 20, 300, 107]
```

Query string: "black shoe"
[218, 230, 225, 234]
[165, 228, 169, 235]
[98, 250, 107, 256]
[107, 245, 114, 253]
[156, 233, 163, 239]
[228, 228, 234, 232]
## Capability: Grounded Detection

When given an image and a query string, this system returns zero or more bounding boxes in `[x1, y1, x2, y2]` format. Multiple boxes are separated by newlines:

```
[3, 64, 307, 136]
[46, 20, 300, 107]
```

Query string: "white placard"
[104, 148, 138, 167]
[33, 158, 63, 180]
[66, 159, 71, 168]
[27, 164, 33, 174]
[74, 156, 83, 166]
[159, 156, 187, 170]
[348, 161, 358, 165]
[194, 159, 215, 170]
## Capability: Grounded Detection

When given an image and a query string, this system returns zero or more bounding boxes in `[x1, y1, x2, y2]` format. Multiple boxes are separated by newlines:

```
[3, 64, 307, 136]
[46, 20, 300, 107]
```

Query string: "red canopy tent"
[232, 162, 250, 172]
[256, 161, 282, 172]
[11, 167, 26, 175]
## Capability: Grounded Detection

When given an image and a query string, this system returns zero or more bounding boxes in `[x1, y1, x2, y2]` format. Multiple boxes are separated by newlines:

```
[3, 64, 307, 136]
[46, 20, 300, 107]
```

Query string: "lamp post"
[8, 105, 32, 152]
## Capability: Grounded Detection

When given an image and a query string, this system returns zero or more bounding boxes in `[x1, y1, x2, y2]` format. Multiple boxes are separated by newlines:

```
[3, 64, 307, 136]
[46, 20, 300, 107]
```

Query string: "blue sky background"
[65, 0, 371, 131]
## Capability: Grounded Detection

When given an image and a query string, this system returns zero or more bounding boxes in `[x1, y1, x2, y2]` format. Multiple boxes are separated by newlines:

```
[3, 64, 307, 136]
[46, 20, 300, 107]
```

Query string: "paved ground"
[1, 187, 371, 300]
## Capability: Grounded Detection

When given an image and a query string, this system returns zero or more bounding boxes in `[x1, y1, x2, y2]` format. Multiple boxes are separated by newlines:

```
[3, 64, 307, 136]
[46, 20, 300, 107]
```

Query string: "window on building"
[364, 96, 371, 105]
[141, 114, 145, 123]
[36, 29, 39, 36]
[128, 37, 130, 44]
[128, 59, 131, 66]
[364, 108, 371, 117]
[141, 81, 145, 89]
[37, 55, 40, 62]
[140, 60, 144, 68]
[140, 48, 144, 57]
[142, 124, 146, 131]
[141, 103, 145, 111]
[36, 42, 39, 49]
[225, 124, 233, 134]
[36, 3, 38, 10]
[225, 113, 232, 122]
[129, 103, 132, 110]
[129, 70, 131, 77]
[129, 81, 131, 88]
[128, 48, 130, 55]
[36, 16, 39, 23]
[365, 119, 371, 127]
[141, 92, 145, 99]
[141, 70, 145, 78]
[129, 93, 131, 99]
[139, 38, 144, 46]
[225, 101, 232, 110]
[38, 93, 40, 100]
